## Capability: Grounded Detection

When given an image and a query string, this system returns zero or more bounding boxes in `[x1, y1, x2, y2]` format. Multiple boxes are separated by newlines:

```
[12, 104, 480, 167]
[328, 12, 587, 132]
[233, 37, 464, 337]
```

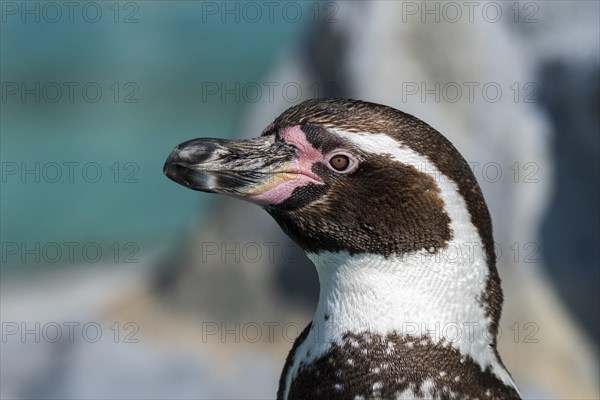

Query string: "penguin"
[164, 99, 521, 400]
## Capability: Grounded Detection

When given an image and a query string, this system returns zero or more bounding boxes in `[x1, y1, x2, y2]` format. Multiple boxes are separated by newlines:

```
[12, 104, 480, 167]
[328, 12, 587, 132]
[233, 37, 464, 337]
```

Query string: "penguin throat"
[308, 250, 494, 353]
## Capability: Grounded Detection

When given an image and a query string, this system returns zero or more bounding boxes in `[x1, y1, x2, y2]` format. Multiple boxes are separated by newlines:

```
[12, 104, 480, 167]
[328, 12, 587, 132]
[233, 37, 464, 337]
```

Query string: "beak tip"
[163, 156, 173, 173]
[163, 150, 177, 178]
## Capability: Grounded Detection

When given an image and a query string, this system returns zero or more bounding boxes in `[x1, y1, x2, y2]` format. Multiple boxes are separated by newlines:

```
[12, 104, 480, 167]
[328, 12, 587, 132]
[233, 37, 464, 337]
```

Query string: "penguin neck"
[302, 249, 518, 390]
[307, 249, 492, 345]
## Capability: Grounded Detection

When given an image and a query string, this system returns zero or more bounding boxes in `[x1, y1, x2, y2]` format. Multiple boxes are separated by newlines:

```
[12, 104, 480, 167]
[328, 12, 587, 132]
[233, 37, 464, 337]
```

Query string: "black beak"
[164, 136, 297, 199]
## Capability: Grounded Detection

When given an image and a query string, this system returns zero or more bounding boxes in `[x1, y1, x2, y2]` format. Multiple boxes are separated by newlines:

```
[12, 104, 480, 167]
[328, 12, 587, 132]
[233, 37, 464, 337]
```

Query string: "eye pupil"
[330, 155, 350, 171]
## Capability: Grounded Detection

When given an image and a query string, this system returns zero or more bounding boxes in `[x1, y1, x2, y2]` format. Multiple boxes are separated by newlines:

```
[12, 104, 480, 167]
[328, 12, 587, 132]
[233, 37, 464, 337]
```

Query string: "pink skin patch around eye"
[249, 125, 325, 205]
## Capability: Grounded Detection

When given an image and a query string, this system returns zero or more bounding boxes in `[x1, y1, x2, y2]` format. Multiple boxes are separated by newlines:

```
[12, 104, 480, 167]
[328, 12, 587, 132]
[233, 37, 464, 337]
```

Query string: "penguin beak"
[163, 136, 300, 202]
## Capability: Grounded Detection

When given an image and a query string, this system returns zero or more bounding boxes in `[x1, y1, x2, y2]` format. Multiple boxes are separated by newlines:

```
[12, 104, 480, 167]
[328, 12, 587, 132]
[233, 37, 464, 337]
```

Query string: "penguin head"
[164, 98, 490, 260]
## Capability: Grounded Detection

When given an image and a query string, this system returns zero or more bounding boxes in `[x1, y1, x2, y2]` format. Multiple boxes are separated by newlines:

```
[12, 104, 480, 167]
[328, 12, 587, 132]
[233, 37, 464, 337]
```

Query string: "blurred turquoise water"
[1, 2, 307, 269]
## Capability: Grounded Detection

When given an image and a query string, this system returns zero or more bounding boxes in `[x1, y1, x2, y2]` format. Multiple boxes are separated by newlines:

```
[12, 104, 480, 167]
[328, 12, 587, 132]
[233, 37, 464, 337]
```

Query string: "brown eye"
[326, 151, 358, 174]
[329, 155, 350, 171]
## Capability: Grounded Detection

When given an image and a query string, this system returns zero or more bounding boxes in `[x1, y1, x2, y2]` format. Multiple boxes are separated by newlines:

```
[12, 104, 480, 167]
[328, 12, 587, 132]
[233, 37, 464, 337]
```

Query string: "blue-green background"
[1, 3, 305, 262]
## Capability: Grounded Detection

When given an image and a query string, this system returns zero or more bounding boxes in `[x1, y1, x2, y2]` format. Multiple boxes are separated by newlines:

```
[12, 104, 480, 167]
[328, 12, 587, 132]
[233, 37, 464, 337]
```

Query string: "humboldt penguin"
[164, 98, 521, 400]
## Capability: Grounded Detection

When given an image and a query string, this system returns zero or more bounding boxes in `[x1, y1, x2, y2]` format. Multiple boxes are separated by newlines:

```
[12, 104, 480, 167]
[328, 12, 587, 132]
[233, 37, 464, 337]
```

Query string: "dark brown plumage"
[279, 326, 520, 400]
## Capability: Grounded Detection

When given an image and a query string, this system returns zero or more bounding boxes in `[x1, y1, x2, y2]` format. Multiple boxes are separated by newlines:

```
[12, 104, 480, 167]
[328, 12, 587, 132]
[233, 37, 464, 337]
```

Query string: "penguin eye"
[326, 152, 358, 174]
[330, 155, 349, 171]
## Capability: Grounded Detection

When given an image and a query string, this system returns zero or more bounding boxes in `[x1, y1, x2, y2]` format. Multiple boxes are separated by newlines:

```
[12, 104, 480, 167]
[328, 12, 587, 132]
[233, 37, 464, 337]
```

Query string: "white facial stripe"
[283, 130, 517, 399]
